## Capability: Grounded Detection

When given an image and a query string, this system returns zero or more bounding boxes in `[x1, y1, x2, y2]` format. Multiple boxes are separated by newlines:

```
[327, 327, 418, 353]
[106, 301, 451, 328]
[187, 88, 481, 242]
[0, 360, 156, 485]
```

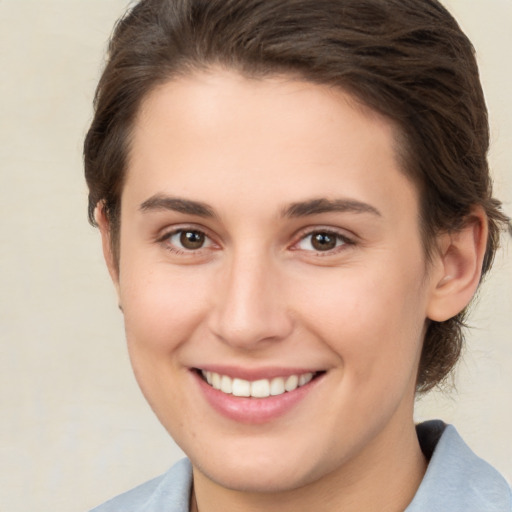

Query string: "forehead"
[124, 69, 419, 223]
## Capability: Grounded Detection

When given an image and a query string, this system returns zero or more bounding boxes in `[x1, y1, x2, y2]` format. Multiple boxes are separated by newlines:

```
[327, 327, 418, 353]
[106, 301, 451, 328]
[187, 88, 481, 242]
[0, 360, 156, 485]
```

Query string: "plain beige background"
[0, 1, 510, 511]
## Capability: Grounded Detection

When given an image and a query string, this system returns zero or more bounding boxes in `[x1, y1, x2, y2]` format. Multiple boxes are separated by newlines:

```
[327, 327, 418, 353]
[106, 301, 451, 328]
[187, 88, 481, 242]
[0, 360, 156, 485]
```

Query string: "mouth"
[197, 369, 321, 398]
[193, 367, 326, 423]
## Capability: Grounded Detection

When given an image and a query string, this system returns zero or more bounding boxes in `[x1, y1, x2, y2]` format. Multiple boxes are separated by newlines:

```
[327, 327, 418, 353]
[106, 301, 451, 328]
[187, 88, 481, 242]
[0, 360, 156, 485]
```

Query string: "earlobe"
[95, 202, 121, 297]
[427, 207, 488, 322]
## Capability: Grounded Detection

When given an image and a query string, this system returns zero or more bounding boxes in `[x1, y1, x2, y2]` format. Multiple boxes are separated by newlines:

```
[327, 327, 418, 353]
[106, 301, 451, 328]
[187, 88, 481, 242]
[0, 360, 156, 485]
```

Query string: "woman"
[84, 0, 511, 510]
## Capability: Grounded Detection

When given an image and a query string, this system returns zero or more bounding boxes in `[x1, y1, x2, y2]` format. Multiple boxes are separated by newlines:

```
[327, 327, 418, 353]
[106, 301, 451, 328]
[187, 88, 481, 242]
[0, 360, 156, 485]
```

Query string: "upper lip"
[193, 365, 324, 381]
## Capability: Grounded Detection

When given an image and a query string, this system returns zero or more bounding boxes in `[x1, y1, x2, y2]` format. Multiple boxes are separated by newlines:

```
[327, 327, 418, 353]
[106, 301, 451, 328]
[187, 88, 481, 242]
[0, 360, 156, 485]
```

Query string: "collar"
[406, 420, 511, 511]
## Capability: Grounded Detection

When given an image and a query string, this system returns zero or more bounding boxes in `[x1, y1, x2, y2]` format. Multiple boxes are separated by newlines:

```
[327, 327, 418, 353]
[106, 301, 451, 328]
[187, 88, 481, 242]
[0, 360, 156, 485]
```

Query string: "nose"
[208, 251, 294, 350]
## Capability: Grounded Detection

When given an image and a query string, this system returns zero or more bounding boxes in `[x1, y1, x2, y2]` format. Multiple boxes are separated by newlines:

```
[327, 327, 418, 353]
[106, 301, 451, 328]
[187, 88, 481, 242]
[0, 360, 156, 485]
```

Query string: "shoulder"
[407, 420, 512, 512]
[89, 458, 193, 512]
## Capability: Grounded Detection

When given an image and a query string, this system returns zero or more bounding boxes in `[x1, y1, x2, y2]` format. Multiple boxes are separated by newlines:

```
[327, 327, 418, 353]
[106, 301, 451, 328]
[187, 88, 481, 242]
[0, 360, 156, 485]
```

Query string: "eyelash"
[291, 228, 355, 255]
[157, 226, 217, 256]
[157, 226, 355, 256]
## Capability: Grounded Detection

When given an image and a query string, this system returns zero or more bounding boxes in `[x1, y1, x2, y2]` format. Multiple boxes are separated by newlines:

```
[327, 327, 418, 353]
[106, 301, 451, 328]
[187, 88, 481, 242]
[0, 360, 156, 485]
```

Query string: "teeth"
[201, 371, 315, 398]
[251, 379, 270, 398]
[270, 377, 285, 396]
[211, 372, 221, 390]
[299, 373, 313, 386]
[220, 375, 232, 394]
[232, 378, 251, 397]
[285, 374, 299, 392]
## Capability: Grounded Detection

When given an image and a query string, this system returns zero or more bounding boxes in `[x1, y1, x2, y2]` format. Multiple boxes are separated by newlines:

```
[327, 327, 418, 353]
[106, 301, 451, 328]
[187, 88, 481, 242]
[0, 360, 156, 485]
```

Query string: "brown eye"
[311, 232, 337, 251]
[163, 228, 216, 255]
[179, 230, 205, 250]
[295, 230, 351, 253]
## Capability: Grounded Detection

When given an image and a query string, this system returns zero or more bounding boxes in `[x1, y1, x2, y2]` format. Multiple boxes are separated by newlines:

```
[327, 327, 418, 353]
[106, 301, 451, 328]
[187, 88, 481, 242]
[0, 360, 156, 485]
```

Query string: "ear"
[95, 202, 121, 299]
[427, 207, 488, 322]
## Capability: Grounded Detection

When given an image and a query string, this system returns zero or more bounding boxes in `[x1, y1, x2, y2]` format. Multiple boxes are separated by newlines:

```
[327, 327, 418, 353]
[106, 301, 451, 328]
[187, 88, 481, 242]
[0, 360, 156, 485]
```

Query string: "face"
[107, 70, 442, 493]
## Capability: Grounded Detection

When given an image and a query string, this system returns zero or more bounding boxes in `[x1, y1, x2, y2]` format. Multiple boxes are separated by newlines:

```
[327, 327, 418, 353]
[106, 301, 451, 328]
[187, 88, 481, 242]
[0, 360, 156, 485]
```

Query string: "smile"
[200, 370, 316, 398]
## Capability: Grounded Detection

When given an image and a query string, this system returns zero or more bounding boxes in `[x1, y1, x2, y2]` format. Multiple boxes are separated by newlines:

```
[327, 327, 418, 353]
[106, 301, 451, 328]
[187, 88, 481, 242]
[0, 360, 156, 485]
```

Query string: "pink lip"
[192, 369, 324, 424]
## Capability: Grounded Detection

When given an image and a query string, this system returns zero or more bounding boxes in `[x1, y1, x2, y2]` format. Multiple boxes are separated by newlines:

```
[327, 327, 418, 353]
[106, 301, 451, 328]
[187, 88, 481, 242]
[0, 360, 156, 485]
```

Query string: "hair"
[84, 0, 510, 393]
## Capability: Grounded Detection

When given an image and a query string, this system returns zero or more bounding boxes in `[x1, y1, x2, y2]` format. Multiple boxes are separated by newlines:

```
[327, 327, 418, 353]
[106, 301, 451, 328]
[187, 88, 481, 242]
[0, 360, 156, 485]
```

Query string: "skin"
[98, 69, 487, 512]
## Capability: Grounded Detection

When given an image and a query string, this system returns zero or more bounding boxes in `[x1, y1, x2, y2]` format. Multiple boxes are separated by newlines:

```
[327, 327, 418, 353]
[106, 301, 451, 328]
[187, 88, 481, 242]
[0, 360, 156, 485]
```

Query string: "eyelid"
[155, 223, 356, 256]
[290, 226, 356, 253]
[156, 224, 220, 253]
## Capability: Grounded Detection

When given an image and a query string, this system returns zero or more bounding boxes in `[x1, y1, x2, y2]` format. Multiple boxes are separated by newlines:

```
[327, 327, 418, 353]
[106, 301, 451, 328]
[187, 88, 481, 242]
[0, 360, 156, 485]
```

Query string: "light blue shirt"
[90, 421, 512, 511]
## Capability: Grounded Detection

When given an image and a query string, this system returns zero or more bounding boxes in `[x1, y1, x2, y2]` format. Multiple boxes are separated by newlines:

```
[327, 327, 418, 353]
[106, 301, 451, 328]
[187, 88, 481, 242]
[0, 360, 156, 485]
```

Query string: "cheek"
[293, 265, 427, 382]
[119, 261, 212, 354]
[117, 262, 215, 430]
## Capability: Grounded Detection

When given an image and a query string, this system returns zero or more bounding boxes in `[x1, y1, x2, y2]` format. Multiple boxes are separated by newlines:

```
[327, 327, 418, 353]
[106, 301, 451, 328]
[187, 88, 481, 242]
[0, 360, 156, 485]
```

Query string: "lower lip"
[193, 371, 323, 424]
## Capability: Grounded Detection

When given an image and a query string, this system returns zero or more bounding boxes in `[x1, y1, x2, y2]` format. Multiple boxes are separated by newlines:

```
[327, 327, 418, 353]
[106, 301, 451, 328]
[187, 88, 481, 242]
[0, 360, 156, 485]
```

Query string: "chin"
[188, 439, 333, 494]
[195, 460, 315, 494]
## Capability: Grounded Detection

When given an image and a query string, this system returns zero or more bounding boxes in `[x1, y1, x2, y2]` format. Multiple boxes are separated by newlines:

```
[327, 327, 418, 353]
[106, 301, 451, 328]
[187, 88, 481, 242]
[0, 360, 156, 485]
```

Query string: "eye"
[295, 230, 351, 253]
[164, 228, 214, 252]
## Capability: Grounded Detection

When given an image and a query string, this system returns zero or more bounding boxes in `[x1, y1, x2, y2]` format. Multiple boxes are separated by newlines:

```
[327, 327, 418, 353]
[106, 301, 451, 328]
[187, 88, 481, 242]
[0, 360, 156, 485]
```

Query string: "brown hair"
[84, 0, 510, 392]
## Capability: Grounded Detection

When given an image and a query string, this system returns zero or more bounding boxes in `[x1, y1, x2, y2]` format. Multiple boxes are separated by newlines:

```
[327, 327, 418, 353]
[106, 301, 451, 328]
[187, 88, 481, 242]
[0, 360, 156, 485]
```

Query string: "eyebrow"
[139, 194, 381, 220]
[283, 198, 381, 218]
[139, 194, 216, 218]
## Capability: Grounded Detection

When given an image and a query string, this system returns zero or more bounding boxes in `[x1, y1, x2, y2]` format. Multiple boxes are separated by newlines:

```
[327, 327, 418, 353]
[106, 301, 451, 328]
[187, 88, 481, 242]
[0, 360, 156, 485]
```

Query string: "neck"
[190, 419, 427, 512]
